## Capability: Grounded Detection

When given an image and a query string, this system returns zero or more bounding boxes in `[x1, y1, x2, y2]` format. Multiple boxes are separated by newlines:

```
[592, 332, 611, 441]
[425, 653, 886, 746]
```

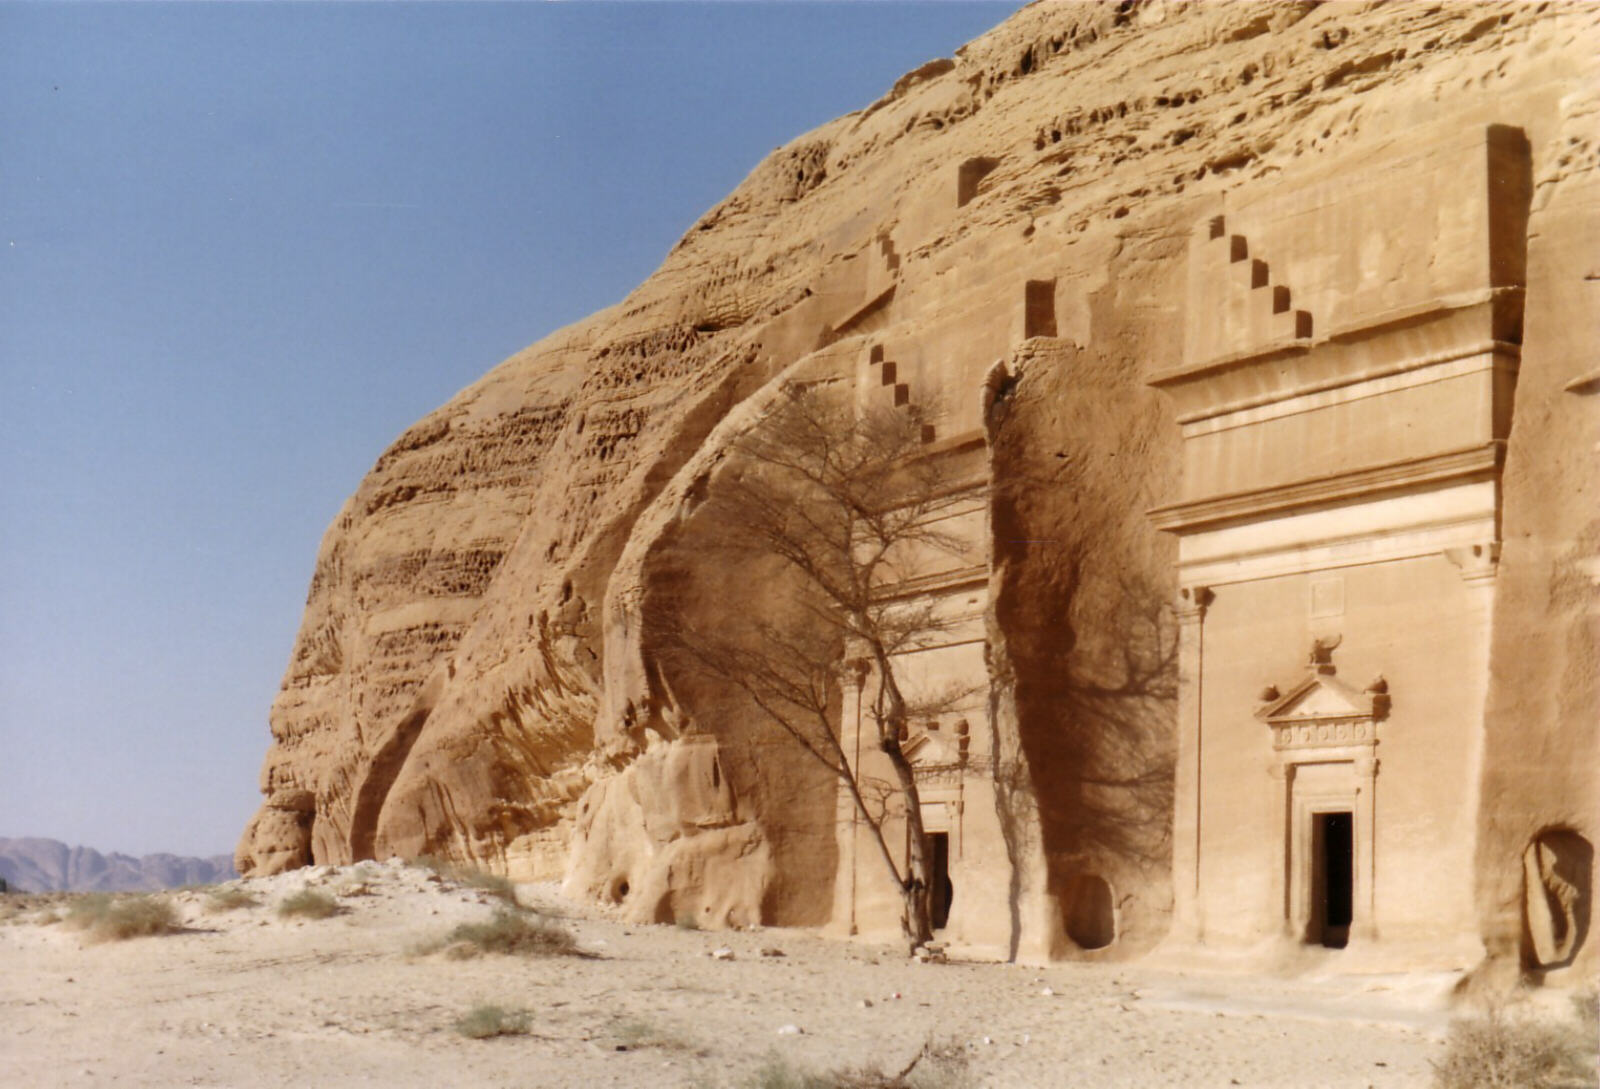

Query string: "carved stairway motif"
[1187, 215, 1314, 366]
[866, 343, 937, 444]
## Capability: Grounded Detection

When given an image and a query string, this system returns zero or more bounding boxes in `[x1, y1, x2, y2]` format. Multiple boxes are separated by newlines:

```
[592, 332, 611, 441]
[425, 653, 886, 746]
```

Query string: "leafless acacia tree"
[663, 382, 972, 949]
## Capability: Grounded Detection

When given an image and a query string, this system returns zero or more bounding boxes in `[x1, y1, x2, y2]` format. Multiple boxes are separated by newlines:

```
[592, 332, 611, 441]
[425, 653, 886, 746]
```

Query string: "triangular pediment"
[1256, 673, 1374, 723]
[903, 730, 961, 767]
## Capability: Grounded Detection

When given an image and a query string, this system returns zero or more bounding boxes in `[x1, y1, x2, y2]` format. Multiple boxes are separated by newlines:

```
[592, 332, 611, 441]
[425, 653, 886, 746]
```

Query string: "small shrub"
[64, 894, 179, 942]
[675, 913, 701, 931]
[613, 1017, 697, 1053]
[410, 856, 518, 904]
[205, 886, 258, 913]
[1573, 984, 1599, 1027]
[457, 870, 518, 905]
[411, 854, 447, 874]
[445, 908, 575, 957]
[746, 1056, 832, 1089]
[1433, 1002, 1597, 1089]
[744, 1039, 972, 1089]
[454, 1004, 531, 1040]
[278, 888, 339, 920]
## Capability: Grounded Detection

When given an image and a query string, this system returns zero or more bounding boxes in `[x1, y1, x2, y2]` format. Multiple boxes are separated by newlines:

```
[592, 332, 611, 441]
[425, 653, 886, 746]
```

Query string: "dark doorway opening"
[929, 832, 953, 930]
[1313, 812, 1353, 948]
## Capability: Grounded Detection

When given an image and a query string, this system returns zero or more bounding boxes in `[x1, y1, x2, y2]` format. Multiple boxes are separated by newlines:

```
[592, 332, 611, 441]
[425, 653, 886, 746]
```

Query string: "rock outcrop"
[239, 1, 1598, 975]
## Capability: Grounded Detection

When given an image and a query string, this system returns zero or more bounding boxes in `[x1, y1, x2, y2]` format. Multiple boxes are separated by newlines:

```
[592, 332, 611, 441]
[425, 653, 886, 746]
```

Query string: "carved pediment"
[1255, 673, 1375, 725]
[903, 730, 963, 768]
[1256, 641, 1389, 752]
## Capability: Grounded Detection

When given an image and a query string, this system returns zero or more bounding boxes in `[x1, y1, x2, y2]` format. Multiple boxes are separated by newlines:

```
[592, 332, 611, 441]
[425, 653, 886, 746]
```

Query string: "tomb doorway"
[929, 831, 953, 930]
[1313, 811, 1353, 948]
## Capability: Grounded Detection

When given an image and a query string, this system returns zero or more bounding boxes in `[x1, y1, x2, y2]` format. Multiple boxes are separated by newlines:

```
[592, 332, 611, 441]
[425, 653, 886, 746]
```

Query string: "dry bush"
[1433, 1002, 1597, 1089]
[277, 888, 339, 920]
[613, 1017, 699, 1054]
[63, 894, 179, 942]
[205, 886, 259, 913]
[4, 891, 76, 926]
[457, 870, 518, 905]
[454, 1004, 532, 1040]
[746, 1039, 972, 1089]
[1574, 984, 1599, 1027]
[442, 908, 575, 958]
[410, 856, 518, 905]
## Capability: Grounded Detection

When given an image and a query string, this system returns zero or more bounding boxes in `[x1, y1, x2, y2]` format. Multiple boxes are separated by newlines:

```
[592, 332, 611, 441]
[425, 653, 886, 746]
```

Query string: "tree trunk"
[872, 647, 935, 950]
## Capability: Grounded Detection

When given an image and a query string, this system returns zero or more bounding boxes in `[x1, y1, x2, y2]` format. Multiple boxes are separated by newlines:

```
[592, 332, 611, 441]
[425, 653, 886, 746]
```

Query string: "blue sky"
[0, 2, 1023, 858]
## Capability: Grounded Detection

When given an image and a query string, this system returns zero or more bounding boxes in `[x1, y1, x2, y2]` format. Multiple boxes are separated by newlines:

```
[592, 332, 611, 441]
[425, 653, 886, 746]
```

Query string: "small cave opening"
[1062, 873, 1116, 950]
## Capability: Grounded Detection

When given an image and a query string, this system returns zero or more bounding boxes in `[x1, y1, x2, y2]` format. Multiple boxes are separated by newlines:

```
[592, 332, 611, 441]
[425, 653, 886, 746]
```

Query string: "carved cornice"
[1151, 290, 1520, 394]
[873, 563, 990, 603]
[1150, 442, 1503, 534]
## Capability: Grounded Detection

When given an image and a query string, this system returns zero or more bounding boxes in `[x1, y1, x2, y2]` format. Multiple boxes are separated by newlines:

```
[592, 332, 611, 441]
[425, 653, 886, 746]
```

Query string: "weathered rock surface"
[1, 837, 236, 893]
[239, 1, 1598, 973]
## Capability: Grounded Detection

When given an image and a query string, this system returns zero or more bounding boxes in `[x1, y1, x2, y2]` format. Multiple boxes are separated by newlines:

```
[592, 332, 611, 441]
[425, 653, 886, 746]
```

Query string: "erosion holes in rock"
[1062, 873, 1116, 950]
[1522, 827, 1592, 970]
[608, 875, 632, 904]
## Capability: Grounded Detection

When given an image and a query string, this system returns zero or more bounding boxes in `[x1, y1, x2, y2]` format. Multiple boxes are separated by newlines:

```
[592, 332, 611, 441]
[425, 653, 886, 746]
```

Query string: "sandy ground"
[0, 861, 1482, 1088]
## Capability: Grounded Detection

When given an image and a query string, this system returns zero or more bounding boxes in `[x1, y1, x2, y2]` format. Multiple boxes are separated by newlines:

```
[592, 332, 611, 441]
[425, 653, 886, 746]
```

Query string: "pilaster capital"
[1444, 542, 1500, 586]
[1175, 584, 1215, 624]
[838, 657, 872, 688]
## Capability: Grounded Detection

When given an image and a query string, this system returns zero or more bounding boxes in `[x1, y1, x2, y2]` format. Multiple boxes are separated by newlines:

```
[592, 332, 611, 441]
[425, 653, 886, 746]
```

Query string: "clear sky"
[0, 1, 1024, 858]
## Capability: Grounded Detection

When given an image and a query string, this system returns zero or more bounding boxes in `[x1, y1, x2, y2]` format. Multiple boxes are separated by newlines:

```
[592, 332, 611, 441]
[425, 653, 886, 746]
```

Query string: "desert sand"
[0, 860, 1479, 1088]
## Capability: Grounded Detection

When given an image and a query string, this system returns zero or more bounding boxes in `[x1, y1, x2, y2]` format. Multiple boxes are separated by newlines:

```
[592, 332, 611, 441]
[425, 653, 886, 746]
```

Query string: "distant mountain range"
[0, 837, 237, 893]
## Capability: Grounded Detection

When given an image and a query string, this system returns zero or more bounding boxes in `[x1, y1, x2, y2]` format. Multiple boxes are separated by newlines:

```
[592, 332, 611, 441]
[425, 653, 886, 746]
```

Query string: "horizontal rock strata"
[239, 1, 1598, 972]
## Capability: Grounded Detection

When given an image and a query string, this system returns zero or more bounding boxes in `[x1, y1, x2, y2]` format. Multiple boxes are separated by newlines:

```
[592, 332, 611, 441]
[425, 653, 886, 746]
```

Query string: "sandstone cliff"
[239, 1, 1598, 971]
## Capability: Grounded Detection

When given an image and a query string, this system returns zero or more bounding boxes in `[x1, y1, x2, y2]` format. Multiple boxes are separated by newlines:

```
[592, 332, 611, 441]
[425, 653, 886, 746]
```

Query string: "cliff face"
[239, 1, 1598, 967]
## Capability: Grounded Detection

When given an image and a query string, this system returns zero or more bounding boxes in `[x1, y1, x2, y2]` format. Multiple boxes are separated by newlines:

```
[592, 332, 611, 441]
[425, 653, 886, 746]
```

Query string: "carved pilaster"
[1268, 762, 1295, 936]
[1353, 755, 1379, 942]
[1171, 585, 1214, 942]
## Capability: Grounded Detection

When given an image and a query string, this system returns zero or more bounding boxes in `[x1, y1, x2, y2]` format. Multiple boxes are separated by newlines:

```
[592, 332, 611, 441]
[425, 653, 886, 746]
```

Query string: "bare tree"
[662, 382, 973, 949]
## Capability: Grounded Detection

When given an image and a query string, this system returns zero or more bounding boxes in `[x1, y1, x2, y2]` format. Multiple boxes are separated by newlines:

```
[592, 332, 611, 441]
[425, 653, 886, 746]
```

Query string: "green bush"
[1433, 1003, 1597, 1089]
[445, 908, 575, 957]
[63, 894, 179, 942]
[278, 888, 339, 919]
[454, 1004, 532, 1040]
